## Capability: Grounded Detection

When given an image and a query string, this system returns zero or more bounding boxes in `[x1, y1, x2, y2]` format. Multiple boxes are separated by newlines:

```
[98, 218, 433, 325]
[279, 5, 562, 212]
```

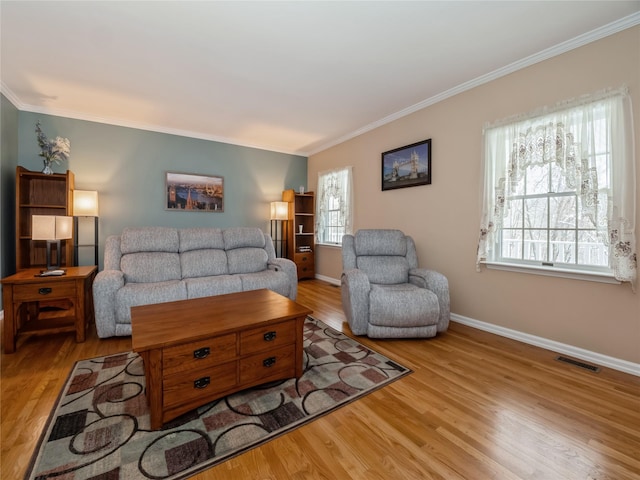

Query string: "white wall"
[309, 27, 640, 365]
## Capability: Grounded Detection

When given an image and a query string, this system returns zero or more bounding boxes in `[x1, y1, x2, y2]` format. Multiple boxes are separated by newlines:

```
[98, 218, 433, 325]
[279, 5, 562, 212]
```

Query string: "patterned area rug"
[26, 316, 411, 480]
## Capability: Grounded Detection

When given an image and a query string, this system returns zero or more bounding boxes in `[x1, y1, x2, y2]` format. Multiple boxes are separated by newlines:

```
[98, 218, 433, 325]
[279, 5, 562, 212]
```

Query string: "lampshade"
[270, 201, 289, 220]
[32, 215, 73, 240]
[73, 190, 99, 216]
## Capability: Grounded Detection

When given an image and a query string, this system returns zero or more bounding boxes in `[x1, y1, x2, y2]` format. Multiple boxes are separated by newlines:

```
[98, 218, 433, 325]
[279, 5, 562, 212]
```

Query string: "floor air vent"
[556, 355, 600, 372]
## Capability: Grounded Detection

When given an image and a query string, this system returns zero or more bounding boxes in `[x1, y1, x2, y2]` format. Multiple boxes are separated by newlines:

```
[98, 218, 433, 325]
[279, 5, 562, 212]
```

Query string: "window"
[316, 166, 353, 246]
[477, 88, 636, 288]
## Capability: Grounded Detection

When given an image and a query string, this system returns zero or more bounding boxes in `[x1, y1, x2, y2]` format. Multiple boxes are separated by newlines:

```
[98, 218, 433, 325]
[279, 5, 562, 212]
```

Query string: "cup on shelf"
[299, 186, 305, 194]
[299, 225, 303, 234]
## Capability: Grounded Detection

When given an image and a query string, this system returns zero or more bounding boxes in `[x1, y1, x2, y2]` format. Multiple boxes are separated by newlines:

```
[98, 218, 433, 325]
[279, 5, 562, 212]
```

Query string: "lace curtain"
[477, 87, 637, 289]
[316, 166, 353, 244]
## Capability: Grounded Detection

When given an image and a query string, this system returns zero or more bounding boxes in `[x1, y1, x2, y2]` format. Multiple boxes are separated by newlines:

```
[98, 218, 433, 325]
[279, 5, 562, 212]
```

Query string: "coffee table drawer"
[240, 320, 296, 355]
[163, 361, 238, 408]
[13, 281, 76, 301]
[163, 334, 237, 377]
[239, 344, 295, 384]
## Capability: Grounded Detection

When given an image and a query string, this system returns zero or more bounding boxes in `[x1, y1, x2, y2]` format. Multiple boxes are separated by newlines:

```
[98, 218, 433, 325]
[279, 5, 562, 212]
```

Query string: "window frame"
[477, 89, 636, 287]
[316, 166, 353, 247]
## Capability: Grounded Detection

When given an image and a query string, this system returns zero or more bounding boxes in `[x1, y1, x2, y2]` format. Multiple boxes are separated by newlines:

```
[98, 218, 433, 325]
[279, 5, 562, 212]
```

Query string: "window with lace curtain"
[477, 88, 636, 289]
[316, 166, 353, 246]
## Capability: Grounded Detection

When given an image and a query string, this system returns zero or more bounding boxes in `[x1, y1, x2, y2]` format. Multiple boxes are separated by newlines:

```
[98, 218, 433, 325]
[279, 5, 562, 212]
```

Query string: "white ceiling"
[2, 1, 639, 156]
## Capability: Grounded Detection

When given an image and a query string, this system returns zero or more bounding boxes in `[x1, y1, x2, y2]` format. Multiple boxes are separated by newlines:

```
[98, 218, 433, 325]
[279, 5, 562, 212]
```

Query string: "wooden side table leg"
[2, 289, 16, 354]
[294, 315, 305, 378]
[75, 278, 86, 343]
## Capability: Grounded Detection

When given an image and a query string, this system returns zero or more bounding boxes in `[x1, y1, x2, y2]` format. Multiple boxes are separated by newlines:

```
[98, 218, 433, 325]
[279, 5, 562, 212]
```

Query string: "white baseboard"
[451, 313, 640, 377]
[312, 274, 639, 377]
[314, 274, 340, 286]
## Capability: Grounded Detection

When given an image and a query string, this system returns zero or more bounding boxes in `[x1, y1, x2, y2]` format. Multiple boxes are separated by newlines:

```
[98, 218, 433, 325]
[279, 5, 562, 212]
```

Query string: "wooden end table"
[1, 266, 97, 353]
[131, 289, 313, 430]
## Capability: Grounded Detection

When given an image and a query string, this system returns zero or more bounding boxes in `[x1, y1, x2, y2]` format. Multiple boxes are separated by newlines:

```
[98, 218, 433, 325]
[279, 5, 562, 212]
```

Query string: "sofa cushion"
[184, 275, 242, 299]
[223, 227, 265, 250]
[120, 227, 179, 254]
[227, 248, 268, 274]
[179, 228, 224, 252]
[238, 270, 290, 298]
[115, 280, 187, 324]
[121, 252, 181, 283]
[181, 250, 229, 278]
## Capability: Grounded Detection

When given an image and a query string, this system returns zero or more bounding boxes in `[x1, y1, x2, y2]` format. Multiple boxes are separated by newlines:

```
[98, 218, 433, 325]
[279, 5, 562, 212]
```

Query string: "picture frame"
[381, 138, 432, 191]
[166, 171, 224, 212]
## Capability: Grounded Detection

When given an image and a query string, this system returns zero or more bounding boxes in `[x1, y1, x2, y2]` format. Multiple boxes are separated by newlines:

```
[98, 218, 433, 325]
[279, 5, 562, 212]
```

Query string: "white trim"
[306, 13, 640, 156]
[3, 14, 639, 158]
[484, 262, 621, 285]
[314, 274, 340, 286]
[0, 82, 301, 157]
[307, 276, 639, 376]
[451, 313, 640, 377]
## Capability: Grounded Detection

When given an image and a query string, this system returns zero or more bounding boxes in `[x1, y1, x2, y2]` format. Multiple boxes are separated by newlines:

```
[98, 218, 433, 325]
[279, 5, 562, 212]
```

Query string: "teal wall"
[1, 94, 19, 279]
[1, 104, 307, 279]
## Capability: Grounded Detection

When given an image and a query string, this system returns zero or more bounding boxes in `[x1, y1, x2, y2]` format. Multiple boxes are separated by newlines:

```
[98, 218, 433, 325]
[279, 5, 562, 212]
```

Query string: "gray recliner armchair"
[341, 229, 450, 338]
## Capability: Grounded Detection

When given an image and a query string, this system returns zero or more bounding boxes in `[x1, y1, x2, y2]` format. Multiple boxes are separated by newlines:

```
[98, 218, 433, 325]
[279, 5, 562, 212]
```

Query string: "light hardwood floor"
[2, 280, 639, 479]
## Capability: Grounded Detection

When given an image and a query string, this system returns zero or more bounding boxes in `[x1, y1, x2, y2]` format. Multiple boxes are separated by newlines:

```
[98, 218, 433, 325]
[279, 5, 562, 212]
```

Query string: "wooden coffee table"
[131, 289, 312, 429]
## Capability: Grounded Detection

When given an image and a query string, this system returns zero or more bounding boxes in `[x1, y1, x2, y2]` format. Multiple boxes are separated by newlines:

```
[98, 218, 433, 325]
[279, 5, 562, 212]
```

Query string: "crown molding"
[307, 12, 640, 156]
[3, 13, 639, 158]
[0, 82, 24, 109]
[0, 83, 303, 157]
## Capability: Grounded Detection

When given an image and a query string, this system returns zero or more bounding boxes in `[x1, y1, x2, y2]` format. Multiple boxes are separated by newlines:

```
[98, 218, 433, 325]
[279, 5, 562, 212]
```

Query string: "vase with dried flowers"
[36, 121, 71, 174]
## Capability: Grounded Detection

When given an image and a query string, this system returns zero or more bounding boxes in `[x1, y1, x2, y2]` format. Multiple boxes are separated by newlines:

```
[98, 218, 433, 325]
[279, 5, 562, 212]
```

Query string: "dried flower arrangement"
[36, 121, 71, 174]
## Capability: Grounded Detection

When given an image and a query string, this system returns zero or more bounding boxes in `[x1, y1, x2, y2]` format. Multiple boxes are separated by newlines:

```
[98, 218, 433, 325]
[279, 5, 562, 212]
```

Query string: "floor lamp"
[73, 190, 99, 266]
[270, 201, 289, 258]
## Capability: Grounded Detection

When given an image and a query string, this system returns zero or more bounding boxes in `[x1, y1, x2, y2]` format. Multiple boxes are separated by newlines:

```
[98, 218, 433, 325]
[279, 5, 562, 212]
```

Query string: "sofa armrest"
[409, 268, 450, 332]
[341, 268, 371, 335]
[93, 269, 125, 338]
[268, 257, 298, 300]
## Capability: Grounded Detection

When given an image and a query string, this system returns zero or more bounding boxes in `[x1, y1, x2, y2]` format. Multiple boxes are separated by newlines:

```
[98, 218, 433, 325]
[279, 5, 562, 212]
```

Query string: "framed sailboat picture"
[381, 138, 432, 191]
[166, 171, 224, 212]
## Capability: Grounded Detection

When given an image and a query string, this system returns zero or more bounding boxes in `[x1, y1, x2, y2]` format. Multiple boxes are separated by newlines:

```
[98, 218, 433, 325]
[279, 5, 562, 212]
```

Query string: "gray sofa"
[93, 226, 298, 338]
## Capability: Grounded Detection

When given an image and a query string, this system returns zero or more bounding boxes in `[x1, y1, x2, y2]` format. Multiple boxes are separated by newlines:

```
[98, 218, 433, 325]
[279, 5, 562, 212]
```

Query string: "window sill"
[482, 261, 620, 285]
[317, 242, 342, 249]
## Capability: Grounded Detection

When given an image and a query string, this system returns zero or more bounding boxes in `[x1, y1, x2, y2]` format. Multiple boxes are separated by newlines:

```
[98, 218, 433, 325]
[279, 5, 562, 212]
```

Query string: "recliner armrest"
[93, 269, 125, 338]
[409, 268, 450, 332]
[341, 268, 371, 335]
[268, 257, 298, 300]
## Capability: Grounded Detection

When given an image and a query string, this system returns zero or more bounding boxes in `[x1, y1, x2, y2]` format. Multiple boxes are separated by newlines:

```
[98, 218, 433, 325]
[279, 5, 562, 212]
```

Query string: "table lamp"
[31, 215, 73, 271]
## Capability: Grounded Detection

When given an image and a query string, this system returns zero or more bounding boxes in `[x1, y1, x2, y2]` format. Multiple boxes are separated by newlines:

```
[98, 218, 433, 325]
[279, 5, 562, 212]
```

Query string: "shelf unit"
[16, 166, 75, 271]
[282, 189, 315, 280]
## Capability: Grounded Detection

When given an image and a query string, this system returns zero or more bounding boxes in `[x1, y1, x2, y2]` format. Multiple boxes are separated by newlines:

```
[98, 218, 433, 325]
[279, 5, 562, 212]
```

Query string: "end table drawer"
[239, 344, 296, 384]
[13, 281, 76, 301]
[240, 320, 296, 355]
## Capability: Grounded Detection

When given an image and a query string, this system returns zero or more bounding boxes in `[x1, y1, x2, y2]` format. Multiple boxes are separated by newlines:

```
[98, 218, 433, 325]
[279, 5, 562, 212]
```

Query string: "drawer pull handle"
[263, 357, 276, 368]
[193, 347, 210, 359]
[263, 331, 277, 342]
[38, 288, 52, 295]
[194, 377, 210, 389]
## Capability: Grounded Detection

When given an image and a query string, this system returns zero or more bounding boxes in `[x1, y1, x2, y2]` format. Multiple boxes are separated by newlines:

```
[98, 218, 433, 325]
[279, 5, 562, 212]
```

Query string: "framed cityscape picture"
[166, 171, 224, 212]
[381, 138, 432, 191]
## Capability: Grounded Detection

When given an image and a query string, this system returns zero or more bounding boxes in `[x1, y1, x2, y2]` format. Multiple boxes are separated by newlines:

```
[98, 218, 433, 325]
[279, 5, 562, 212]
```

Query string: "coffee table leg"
[142, 349, 164, 430]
